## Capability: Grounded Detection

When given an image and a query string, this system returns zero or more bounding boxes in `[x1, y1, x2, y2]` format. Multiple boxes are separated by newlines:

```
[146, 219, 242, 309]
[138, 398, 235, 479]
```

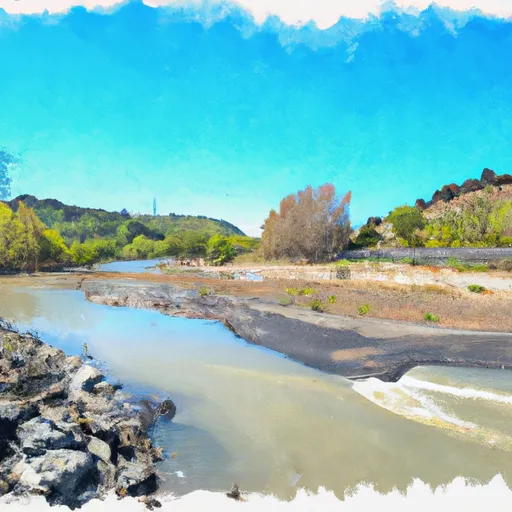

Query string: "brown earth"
[8, 268, 511, 333]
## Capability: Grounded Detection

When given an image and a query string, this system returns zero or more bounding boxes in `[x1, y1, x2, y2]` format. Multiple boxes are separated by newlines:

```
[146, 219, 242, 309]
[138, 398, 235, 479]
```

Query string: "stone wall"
[337, 248, 512, 264]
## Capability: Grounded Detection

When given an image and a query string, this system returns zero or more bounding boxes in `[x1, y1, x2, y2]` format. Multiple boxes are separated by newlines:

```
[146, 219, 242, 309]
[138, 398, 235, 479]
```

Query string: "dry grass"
[10, 272, 512, 333]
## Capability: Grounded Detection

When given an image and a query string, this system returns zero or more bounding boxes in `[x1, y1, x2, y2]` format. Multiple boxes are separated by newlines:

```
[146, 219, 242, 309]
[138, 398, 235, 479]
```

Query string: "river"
[0, 272, 511, 501]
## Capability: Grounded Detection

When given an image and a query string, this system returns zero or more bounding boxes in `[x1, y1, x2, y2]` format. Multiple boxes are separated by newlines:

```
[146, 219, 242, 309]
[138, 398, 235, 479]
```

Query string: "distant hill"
[4, 194, 245, 244]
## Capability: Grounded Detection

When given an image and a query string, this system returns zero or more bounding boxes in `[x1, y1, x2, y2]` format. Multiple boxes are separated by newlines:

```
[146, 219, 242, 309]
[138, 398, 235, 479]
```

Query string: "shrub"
[352, 226, 382, 248]
[400, 257, 414, 264]
[279, 297, 292, 306]
[357, 304, 370, 315]
[424, 312, 439, 322]
[498, 259, 512, 272]
[499, 237, 512, 247]
[335, 259, 351, 267]
[468, 284, 486, 294]
[327, 295, 337, 304]
[310, 299, 323, 312]
[301, 287, 316, 296]
[198, 286, 210, 297]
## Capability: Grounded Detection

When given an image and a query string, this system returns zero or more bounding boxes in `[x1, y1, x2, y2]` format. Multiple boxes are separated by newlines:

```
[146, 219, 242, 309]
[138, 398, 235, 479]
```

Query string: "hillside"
[351, 168, 512, 249]
[5, 194, 245, 245]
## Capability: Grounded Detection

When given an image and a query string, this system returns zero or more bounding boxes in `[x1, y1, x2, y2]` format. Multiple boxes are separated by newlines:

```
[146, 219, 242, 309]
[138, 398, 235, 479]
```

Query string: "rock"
[415, 199, 427, 210]
[460, 178, 483, 194]
[96, 460, 116, 493]
[481, 168, 497, 184]
[17, 417, 82, 456]
[15, 449, 96, 507]
[64, 356, 83, 373]
[116, 459, 157, 497]
[87, 437, 111, 464]
[93, 381, 115, 397]
[496, 173, 512, 186]
[69, 365, 104, 394]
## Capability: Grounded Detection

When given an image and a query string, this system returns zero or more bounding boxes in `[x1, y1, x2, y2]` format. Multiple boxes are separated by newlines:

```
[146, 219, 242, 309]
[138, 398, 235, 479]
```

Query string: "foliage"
[357, 304, 370, 315]
[386, 205, 426, 247]
[300, 287, 316, 296]
[70, 239, 118, 266]
[335, 259, 351, 267]
[198, 286, 210, 297]
[425, 195, 512, 247]
[468, 284, 486, 293]
[310, 299, 323, 312]
[261, 183, 352, 263]
[0, 201, 69, 271]
[327, 295, 337, 304]
[424, 312, 439, 322]
[351, 226, 382, 249]
[279, 296, 292, 306]
[207, 235, 237, 266]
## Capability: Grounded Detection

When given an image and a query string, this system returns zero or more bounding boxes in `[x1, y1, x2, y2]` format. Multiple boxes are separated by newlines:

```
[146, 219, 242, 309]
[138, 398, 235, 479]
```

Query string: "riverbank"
[77, 277, 512, 382]
[0, 323, 165, 508]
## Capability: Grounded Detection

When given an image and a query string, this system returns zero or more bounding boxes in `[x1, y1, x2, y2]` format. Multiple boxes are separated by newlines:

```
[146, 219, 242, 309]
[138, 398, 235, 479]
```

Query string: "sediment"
[0, 323, 167, 509]
[81, 279, 512, 382]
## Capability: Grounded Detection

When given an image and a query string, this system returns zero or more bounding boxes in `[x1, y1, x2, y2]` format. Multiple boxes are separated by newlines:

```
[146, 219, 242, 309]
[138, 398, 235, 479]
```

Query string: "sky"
[1, 1, 512, 236]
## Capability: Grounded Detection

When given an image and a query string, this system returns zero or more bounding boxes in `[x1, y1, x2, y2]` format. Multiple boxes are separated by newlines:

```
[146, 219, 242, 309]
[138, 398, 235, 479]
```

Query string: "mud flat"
[81, 279, 512, 382]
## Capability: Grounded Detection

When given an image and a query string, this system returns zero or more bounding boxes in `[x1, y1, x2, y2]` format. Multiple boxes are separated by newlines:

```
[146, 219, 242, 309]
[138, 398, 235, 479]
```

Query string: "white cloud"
[1, 0, 511, 27]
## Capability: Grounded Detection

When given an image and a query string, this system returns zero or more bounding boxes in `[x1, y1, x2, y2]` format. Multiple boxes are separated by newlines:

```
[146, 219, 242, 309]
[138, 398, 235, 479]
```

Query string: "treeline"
[0, 201, 258, 271]
[352, 190, 512, 249]
[261, 184, 352, 262]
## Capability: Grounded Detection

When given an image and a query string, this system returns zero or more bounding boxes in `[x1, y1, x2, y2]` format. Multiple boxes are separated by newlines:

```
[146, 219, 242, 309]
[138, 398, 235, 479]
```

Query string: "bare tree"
[261, 183, 352, 262]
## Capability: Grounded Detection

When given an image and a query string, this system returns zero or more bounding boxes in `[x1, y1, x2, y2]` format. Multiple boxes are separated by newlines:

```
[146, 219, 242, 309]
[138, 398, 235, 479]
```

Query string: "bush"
[386, 205, 426, 246]
[335, 259, 351, 267]
[300, 287, 316, 296]
[357, 304, 370, 315]
[279, 297, 292, 306]
[198, 286, 210, 297]
[327, 295, 337, 304]
[499, 237, 512, 247]
[498, 259, 512, 272]
[352, 226, 382, 248]
[424, 312, 439, 322]
[310, 299, 323, 312]
[468, 284, 486, 293]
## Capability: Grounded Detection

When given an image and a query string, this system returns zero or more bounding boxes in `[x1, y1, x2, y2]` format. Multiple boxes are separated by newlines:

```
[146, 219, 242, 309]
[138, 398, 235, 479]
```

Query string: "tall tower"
[153, 198, 157, 217]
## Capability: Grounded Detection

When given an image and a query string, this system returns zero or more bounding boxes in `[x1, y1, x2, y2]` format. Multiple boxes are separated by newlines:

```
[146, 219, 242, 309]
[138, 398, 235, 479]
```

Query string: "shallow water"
[96, 258, 170, 273]
[1, 280, 511, 499]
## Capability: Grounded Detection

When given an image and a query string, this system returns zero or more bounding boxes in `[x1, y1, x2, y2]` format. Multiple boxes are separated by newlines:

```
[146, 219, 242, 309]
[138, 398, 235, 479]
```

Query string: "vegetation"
[350, 225, 382, 249]
[198, 286, 210, 297]
[468, 284, 487, 294]
[327, 295, 337, 304]
[424, 312, 439, 322]
[382, 193, 512, 249]
[386, 205, 426, 247]
[261, 183, 352, 262]
[0, 195, 252, 271]
[309, 299, 323, 312]
[357, 304, 370, 315]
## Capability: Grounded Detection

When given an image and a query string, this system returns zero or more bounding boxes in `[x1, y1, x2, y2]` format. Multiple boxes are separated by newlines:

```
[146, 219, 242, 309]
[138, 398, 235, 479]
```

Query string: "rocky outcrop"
[416, 168, 512, 209]
[0, 326, 166, 509]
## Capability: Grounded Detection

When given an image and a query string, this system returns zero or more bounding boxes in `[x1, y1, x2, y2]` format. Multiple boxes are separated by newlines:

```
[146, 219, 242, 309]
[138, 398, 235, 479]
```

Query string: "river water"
[0, 277, 511, 500]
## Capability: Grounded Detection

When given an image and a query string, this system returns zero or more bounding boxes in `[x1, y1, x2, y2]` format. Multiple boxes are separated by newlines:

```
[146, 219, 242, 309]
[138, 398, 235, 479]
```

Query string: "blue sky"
[1, 1, 512, 236]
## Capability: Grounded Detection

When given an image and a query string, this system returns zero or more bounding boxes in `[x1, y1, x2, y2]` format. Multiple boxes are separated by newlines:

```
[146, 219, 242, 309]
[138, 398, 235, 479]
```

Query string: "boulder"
[481, 168, 497, 184]
[17, 417, 83, 456]
[69, 366, 104, 394]
[87, 437, 111, 464]
[496, 173, 512, 186]
[93, 381, 115, 397]
[15, 449, 96, 507]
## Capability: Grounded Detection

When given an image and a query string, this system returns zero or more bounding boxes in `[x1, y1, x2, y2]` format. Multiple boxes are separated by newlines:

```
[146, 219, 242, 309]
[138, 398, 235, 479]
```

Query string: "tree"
[261, 184, 352, 262]
[0, 149, 16, 200]
[207, 235, 236, 266]
[39, 229, 72, 265]
[386, 205, 426, 246]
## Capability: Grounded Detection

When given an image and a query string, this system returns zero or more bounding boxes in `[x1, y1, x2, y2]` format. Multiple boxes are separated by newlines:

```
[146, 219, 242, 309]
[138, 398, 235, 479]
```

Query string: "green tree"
[386, 206, 426, 246]
[39, 229, 72, 265]
[207, 235, 236, 265]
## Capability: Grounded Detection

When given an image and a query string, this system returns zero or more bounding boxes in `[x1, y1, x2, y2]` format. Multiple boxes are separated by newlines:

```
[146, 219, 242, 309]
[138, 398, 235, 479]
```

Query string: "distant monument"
[153, 198, 157, 217]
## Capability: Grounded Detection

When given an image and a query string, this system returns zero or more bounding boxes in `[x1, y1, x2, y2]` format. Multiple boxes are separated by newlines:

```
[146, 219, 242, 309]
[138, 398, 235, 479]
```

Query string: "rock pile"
[0, 326, 164, 509]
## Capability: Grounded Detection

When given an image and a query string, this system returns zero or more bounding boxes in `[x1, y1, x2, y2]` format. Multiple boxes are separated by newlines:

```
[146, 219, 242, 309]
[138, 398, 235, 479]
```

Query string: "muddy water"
[1, 279, 511, 499]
